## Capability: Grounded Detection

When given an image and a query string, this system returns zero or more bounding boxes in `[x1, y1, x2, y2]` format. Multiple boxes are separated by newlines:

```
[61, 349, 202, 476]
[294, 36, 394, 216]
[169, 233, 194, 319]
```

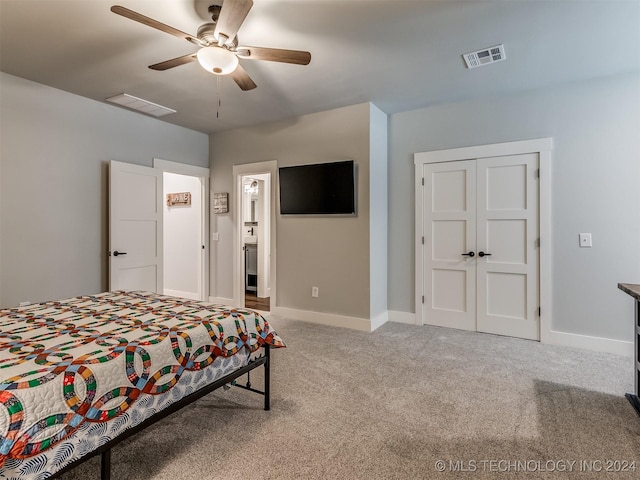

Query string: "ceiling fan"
[111, 0, 311, 91]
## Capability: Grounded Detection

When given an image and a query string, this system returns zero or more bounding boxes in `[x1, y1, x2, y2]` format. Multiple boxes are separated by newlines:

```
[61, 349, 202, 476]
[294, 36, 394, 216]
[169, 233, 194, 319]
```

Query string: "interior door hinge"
[535, 169, 540, 178]
[421, 177, 424, 186]
[538, 307, 541, 316]
[422, 296, 425, 304]
[422, 236, 424, 245]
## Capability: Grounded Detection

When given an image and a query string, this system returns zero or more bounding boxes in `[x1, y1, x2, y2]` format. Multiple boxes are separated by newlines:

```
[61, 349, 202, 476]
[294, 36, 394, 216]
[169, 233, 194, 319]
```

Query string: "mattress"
[0, 291, 284, 479]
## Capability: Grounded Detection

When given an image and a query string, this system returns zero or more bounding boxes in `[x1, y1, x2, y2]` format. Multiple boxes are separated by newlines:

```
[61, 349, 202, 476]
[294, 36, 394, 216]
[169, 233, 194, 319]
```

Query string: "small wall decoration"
[213, 192, 229, 214]
[167, 192, 191, 207]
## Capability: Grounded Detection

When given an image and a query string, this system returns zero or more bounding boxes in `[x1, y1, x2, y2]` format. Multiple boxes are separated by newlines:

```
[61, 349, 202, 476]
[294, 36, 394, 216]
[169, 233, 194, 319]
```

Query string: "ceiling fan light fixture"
[197, 46, 238, 75]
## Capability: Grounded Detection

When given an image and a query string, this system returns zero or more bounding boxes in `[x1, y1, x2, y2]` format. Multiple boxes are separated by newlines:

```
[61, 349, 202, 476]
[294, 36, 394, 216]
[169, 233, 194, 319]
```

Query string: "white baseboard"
[261, 302, 633, 355]
[164, 289, 199, 300]
[545, 330, 633, 356]
[388, 310, 632, 355]
[208, 296, 235, 306]
[371, 311, 389, 331]
[389, 310, 417, 325]
[271, 306, 379, 332]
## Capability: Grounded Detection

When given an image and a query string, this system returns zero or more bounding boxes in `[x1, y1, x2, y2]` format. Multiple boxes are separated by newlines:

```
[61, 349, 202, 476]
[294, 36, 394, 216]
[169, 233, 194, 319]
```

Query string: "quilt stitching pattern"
[0, 291, 283, 470]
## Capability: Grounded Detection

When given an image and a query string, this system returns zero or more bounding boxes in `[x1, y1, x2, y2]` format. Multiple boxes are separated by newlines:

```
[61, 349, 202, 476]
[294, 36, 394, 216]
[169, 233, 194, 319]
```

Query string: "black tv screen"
[279, 160, 356, 215]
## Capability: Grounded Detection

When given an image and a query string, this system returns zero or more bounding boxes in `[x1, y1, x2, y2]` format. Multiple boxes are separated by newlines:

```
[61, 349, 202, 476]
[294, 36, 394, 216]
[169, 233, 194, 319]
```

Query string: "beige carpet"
[60, 318, 640, 479]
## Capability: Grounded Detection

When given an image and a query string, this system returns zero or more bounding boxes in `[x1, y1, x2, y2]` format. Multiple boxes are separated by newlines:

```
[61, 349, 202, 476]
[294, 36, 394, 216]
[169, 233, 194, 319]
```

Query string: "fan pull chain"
[216, 75, 222, 119]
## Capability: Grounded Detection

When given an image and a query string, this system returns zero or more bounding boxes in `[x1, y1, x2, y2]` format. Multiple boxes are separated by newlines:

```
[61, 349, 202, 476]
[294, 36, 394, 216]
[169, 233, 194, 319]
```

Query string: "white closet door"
[421, 154, 540, 340]
[476, 154, 539, 340]
[422, 160, 477, 331]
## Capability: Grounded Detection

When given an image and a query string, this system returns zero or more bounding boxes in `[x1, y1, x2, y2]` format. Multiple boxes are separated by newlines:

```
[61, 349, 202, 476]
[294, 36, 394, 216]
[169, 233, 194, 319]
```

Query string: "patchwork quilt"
[0, 291, 284, 479]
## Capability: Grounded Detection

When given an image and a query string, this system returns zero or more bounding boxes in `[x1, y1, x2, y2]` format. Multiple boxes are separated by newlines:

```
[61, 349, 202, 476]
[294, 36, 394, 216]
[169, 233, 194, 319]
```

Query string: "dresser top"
[619, 283, 640, 301]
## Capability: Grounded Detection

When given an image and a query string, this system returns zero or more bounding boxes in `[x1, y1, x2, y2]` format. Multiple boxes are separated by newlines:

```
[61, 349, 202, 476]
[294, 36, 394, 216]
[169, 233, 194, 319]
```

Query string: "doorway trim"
[232, 161, 277, 309]
[414, 138, 552, 342]
[153, 158, 210, 301]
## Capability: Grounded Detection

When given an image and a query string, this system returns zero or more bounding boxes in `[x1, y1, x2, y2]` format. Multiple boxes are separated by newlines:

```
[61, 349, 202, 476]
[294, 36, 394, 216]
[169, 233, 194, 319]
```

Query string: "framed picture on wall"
[213, 192, 229, 213]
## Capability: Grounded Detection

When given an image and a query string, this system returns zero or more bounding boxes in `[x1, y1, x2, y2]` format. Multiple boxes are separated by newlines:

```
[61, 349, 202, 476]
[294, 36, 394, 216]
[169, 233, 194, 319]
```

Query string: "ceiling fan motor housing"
[197, 23, 218, 45]
[197, 23, 238, 49]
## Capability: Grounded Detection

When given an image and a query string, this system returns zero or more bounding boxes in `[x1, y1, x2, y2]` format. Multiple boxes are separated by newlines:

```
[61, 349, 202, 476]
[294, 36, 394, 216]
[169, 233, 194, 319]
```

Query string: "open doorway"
[163, 172, 203, 300]
[233, 161, 277, 312]
[242, 174, 270, 311]
[154, 159, 210, 301]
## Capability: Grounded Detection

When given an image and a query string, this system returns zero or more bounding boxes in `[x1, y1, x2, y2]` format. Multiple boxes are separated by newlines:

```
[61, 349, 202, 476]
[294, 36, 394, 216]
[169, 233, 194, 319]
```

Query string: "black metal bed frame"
[51, 345, 271, 480]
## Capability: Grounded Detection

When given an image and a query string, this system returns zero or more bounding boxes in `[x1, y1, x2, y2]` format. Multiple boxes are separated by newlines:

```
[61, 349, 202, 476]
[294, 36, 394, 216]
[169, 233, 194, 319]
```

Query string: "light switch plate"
[579, 233, 592, 248]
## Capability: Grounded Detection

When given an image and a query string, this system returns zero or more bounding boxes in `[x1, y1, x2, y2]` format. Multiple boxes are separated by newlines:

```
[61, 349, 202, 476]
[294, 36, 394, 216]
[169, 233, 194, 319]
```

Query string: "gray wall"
[389, 72, 640, 341]
[210, 103, 373, 319]
[4, 68, 637, 344]
[0, 72, 208, 308]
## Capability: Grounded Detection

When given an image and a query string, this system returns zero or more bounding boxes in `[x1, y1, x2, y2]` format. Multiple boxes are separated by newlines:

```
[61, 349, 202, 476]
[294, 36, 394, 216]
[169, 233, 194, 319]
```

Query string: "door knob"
[461, 251, 475, 257]
[113, 251, 127, 256]
[478, 251, 492, 257]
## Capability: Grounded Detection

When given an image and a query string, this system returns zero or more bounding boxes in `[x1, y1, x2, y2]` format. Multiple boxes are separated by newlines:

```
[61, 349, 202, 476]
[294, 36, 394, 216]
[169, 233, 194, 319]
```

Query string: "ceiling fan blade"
[236, 46, 311, 65]
[111, 5, 200, 45]
[214, 0, 254, 45]
[230, 64, 257, 91]
[149, 54, 198, 71]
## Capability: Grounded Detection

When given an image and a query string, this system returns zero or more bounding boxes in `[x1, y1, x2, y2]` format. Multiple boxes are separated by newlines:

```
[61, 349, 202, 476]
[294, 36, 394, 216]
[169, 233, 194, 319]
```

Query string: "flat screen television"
[279, 160, 356, 215]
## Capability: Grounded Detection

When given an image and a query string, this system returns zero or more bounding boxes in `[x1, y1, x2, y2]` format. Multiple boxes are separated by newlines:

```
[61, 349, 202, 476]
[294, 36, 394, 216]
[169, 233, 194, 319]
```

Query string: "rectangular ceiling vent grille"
[105, 93, 176, 117]
[463, 44, 506, 69]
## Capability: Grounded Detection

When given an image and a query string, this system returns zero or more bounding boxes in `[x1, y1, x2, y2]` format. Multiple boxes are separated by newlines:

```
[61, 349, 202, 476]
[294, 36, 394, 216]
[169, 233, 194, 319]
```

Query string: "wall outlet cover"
[579, 233, 592, 247]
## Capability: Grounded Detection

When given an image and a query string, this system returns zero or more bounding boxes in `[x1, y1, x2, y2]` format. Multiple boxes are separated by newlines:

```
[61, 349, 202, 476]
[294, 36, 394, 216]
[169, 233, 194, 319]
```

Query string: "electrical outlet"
[311, 286, 319, 298]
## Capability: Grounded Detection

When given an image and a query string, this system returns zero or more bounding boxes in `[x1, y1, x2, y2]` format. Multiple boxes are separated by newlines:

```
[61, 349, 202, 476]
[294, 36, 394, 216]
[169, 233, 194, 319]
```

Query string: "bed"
[0, 291, 284, 479]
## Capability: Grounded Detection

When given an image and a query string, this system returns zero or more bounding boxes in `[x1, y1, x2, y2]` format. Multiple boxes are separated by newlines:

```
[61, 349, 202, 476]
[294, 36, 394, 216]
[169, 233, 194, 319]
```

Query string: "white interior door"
[476, 154, 539, 339]
[423, 160, 476, 331]
[421, 154, 539, 340]
[109, 160, 163, 293]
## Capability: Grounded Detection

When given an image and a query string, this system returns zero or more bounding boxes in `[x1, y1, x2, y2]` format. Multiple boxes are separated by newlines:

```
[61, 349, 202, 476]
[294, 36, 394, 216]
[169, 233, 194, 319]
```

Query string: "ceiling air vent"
[462, 44, 506, 69]
[105, 93, 176, 117]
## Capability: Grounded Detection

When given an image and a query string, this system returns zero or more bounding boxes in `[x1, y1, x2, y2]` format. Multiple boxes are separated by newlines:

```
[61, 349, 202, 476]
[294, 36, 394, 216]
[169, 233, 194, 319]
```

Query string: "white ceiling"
[1, 0, 638, 134]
